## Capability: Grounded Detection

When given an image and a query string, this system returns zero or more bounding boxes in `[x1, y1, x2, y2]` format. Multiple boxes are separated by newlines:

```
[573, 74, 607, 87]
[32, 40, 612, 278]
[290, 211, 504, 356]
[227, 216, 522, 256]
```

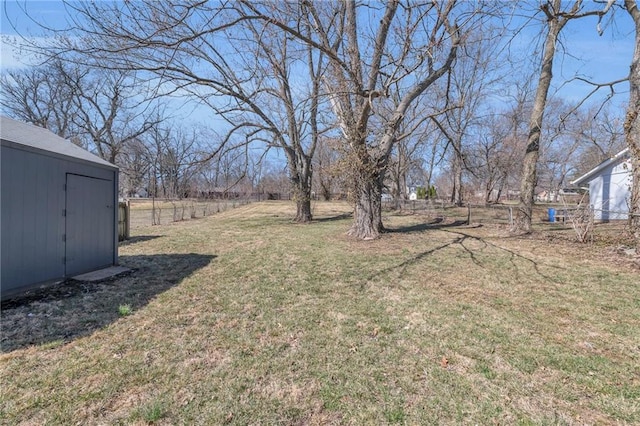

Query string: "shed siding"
[589, 161, 631, 221]
[1, 143, 117, 297]
[1, 147, 65, 289]
[65, 174, 115, 276]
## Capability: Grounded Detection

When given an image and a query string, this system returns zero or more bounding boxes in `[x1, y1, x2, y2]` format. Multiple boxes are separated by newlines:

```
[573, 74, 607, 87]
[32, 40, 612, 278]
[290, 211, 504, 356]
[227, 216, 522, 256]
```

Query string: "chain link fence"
[120, 198, 252, 233]
[384, 200, 519, 225]
[383, 199, 634, 246]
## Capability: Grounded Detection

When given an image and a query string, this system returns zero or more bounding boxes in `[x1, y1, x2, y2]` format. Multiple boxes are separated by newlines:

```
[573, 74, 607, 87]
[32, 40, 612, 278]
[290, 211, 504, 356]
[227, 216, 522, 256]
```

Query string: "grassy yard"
[1, 201, 639, 425]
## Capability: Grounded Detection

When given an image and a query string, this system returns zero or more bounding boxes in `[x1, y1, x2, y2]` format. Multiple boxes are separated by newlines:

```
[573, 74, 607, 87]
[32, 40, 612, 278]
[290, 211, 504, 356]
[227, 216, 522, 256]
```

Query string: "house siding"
[589, 161, 632, 221]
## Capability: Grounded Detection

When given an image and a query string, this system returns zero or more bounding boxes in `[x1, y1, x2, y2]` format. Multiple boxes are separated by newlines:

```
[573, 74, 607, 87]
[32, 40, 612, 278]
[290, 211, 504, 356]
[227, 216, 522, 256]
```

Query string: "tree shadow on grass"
[361, 228, 560, 290]
[386, 218, 473, 233]
[313, 212, 353, 223]
[0, 253, 215, 353]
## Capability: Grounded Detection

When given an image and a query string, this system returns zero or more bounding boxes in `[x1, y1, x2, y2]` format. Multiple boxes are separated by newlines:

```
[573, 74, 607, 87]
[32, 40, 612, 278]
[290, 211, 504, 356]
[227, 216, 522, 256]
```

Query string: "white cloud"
[0, 33, 60, 71]
[1, 37, 27, 69]
[0, 35, 44, 70]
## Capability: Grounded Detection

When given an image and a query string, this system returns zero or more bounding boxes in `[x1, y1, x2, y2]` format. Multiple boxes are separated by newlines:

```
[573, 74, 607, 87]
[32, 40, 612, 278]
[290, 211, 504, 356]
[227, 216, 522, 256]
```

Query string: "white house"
[407, 185, 419, 201]
[571, 148, 632, 221]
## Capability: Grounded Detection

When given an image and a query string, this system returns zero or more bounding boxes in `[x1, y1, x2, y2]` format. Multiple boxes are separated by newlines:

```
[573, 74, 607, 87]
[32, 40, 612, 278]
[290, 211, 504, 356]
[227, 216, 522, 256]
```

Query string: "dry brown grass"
[1, 201, 638, 425]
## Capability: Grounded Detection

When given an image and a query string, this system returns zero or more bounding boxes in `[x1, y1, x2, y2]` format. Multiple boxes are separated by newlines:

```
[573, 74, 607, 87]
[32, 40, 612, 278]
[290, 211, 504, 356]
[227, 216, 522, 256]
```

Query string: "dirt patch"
[1, 253, 214, 353]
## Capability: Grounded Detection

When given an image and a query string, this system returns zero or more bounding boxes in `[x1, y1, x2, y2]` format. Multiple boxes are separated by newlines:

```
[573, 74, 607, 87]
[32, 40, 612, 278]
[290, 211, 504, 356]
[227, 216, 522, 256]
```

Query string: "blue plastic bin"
[548, 208, 556, 222]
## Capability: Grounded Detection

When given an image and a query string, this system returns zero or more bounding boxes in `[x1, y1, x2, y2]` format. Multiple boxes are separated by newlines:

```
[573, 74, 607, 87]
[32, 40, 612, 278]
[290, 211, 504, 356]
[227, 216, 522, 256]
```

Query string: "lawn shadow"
[118, 235, 163, 246]
[313, 212, 353, 222]
[362, 228, 560, 289]
[0, 253, 214, 353]
[386, 218, 473, 233]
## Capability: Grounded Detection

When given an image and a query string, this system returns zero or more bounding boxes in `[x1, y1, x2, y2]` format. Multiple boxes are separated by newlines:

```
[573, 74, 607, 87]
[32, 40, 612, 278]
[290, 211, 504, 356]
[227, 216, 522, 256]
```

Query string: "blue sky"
[0, 1, 636, 118]
[552, 7, 634, 105]
[1, 1, 76, 67]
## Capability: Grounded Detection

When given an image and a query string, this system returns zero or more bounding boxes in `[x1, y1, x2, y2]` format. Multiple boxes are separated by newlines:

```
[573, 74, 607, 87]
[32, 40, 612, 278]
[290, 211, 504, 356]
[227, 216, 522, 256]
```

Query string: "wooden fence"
[118, 201, 130, 241]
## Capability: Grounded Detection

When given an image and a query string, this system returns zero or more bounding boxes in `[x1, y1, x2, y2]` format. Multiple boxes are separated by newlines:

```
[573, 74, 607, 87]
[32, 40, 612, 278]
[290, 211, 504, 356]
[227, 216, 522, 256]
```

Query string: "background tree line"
[0, 0, 637, 245]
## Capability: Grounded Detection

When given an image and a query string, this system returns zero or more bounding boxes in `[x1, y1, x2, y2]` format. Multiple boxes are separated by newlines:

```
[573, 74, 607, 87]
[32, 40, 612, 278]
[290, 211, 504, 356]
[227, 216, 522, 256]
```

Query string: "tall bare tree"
[53, 1, 327, 222]
[430, 26, 503, 206]
[513, 0, 615, 233]
[241, 0, 484, 238]
[239, 12, 328, 221]
[469, 112, 525, 203]
[623, 0, 640, 250]
[382, 82, 443, 208]
[0, 58, 82, 138]
[71, 69, 159, 164]
[312, 137, 342, 201]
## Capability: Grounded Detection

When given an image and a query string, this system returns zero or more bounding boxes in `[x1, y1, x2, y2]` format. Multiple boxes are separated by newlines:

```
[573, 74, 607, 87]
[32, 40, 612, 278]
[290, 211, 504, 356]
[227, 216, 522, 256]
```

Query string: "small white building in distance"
[571, 149, 632, 221]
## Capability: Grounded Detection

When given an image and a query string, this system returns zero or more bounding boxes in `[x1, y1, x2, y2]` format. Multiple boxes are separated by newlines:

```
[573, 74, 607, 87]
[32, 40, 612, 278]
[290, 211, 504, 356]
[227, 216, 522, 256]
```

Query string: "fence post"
[117, 201, 131, 241]
[125, 200, 130, 239]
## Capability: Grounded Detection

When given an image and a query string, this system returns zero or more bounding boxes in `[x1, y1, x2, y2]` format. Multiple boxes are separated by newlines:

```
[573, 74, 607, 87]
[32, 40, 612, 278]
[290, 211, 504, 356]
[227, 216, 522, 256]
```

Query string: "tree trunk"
[624, 0, 640, 250]
[320, 180, 332, 201]
[391, 166, 405, 211]
[495, 183, 504, 203]
[513, 1, 563, 233]
[451, 153, 463, 206]
[485, 180, 493, 204]
[348, 173, 384, 240]
[291, 157, 313, 223]
[295, 190, 313, 222]
[628, 128, 640, 249]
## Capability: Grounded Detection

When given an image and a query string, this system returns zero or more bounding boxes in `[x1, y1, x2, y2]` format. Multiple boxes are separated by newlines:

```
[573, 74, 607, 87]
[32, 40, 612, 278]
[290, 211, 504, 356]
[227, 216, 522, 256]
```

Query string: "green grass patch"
[132, 398, 168, 423]
[118, 304, 132, 316]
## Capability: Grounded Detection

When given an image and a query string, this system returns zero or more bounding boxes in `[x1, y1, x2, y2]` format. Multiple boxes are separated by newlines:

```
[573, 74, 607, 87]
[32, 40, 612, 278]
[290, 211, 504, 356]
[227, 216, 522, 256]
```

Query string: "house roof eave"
[570, 148, 630, 186]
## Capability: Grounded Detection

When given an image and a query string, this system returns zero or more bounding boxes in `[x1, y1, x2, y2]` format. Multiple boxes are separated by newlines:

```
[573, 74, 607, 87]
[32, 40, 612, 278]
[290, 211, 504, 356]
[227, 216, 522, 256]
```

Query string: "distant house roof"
[570, 148, 630, 187]
[0, 115, 117, 170]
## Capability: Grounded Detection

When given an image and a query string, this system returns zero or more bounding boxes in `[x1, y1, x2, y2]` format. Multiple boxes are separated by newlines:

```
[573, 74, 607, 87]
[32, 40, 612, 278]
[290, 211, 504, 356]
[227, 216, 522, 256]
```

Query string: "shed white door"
[65, 174, 114, 276]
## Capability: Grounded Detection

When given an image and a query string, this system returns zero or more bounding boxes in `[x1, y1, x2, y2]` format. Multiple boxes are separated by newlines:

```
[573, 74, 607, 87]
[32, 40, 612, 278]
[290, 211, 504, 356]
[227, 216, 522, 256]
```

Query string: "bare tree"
[569, 105, 626, 178]
[156, 128, 202, 198]
[623, 0, 640, 250]
[0, 55, 159, 173]
[469, 112, 524, 203]
[143, 124, 205, 199]
[513, 0, 614, 233]
[312, 137, 342, 201]
[536, 98, 577, 201]
[536, 103, 626, 202]
[119, 137, 152, 197]
[0, 58, 82, 138]
[196, 147, 253, 199]
[430, 26, 503, 206]
[50, 1, 328, 222]
[239, 12, 328, 221]
[240, 0, 487, 238]
[71, 69, 159, 165]
[385, 109, 443, 209]
[386, 132, 427, 209]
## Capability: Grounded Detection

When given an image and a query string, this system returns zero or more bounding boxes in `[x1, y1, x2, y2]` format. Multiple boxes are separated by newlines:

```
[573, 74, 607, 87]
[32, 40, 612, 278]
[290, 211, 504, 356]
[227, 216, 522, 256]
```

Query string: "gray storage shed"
[1, 116, 119, 299]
